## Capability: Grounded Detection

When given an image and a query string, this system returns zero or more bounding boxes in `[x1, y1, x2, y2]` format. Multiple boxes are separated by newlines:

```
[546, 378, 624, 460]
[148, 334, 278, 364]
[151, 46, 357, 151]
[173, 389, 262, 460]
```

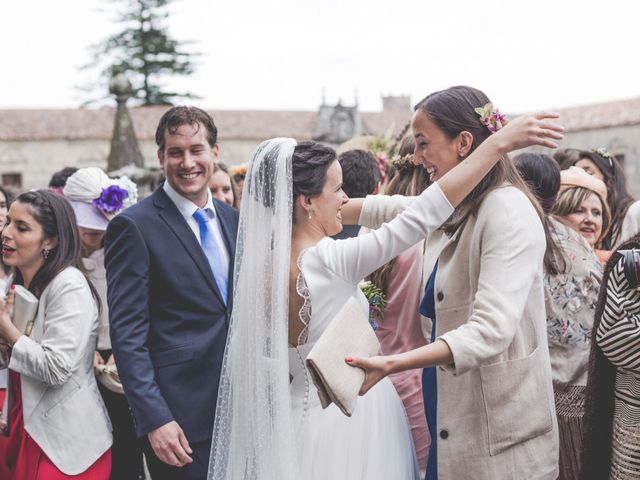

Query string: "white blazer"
[7, 267, 112, 475]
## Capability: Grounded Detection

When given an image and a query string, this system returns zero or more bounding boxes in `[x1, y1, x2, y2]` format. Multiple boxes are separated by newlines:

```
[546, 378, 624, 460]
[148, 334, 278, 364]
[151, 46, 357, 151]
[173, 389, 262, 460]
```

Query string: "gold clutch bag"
[305, 296, 380, 417]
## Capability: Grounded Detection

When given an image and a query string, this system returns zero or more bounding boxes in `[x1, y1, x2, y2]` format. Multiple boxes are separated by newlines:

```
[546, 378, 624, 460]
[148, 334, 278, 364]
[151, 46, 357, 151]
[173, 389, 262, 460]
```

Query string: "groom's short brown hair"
[155, 106, 218, 151]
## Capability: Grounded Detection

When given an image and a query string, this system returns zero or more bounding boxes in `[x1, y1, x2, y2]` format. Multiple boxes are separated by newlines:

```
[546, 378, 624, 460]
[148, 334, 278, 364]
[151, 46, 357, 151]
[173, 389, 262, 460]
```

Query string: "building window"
[2, 173, 22, 188]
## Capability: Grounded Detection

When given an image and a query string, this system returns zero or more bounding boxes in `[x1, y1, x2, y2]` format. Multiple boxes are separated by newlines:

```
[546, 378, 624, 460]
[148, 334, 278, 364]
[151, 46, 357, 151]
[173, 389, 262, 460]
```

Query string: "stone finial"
[109, 73, 134, 102]
[107, 72, 144, 171]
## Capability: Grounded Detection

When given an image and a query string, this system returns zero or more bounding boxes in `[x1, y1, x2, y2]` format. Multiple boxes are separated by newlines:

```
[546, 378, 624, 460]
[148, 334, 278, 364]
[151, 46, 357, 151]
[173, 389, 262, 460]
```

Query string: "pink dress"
[375, 242, 430, 472]
[6, 371, 111, 480]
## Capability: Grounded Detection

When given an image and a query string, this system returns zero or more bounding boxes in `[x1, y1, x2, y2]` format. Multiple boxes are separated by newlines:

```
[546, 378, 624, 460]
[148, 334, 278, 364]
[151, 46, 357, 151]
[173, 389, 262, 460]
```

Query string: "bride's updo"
[247, 140, 336, 210]
[292, 141, 337, 201]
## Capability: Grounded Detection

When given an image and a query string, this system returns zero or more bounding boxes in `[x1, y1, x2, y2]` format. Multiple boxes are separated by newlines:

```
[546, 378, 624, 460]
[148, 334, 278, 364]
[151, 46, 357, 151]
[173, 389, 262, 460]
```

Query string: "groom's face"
[159, 122, 219, 208]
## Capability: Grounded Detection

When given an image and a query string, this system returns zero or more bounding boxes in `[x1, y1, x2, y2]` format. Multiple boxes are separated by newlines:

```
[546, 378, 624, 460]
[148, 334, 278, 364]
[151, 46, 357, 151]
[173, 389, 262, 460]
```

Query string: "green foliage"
[80, 0, 199, 105]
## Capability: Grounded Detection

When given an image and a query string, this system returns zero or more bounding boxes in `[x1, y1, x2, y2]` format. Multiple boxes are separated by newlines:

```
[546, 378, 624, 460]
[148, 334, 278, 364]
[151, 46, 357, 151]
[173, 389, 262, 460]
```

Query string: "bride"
[207, 113, 562, 480]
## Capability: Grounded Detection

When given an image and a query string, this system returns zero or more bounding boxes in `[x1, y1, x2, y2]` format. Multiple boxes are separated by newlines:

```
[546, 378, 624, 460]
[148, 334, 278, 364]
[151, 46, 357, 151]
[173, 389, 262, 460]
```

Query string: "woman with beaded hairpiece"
[348, 85, 562, 479]
[368, 134, 432, 474]
[561, 148, 640, 248]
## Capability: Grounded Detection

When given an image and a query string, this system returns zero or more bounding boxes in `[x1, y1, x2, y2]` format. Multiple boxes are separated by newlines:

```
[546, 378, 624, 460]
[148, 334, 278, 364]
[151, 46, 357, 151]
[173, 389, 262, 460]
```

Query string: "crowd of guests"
[0, 88, 638, 480]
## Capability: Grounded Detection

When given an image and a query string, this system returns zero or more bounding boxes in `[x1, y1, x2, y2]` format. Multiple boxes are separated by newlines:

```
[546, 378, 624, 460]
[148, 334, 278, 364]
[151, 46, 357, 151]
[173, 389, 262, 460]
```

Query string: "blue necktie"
[193, 208, 228, 304]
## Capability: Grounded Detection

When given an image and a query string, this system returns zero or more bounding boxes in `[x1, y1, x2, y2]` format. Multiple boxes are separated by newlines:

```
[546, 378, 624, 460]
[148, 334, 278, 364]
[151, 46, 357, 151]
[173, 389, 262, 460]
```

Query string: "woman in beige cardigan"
[348, 86, 560, 480]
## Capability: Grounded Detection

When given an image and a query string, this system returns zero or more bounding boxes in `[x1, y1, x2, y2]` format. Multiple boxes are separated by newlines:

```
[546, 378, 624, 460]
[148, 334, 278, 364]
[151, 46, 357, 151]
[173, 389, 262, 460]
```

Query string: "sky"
[1, 0, 638, 113]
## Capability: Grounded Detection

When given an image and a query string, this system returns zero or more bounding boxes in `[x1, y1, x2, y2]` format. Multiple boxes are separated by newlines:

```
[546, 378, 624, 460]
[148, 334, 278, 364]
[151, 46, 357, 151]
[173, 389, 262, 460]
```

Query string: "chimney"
[381, 95, 411, 112]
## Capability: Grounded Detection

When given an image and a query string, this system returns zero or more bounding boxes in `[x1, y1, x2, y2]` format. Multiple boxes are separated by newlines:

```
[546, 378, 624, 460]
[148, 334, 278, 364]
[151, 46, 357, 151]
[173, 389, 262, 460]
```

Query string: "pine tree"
[81, 0, 199, 105]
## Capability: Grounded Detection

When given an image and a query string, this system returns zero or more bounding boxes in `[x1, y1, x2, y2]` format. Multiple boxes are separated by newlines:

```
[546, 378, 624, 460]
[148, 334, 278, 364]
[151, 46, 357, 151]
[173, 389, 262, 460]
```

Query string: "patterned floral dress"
[544, 217, 601, 480]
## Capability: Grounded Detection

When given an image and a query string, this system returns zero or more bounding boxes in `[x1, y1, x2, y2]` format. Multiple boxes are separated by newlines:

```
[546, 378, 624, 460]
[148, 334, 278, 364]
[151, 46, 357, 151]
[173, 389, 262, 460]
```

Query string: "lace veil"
[208, 138, 299, 479]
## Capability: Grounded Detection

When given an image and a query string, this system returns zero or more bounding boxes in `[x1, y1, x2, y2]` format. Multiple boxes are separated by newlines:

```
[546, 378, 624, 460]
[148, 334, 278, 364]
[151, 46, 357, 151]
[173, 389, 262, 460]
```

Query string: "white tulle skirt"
[290, 346, 420, 480]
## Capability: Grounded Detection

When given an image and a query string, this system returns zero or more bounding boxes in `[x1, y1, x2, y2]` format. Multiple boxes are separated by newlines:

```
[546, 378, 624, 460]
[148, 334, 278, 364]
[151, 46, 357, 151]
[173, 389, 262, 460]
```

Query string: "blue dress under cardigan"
[421, 263, 438, 480]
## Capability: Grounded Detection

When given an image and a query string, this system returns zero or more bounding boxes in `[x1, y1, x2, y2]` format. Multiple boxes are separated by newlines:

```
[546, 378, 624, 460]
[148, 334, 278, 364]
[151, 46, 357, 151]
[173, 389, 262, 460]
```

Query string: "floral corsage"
[359, 280, 387, 330]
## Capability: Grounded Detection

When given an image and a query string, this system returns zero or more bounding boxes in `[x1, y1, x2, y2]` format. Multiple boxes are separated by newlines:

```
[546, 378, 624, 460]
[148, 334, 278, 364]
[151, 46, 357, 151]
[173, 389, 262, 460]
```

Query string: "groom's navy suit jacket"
[105, 186, 238, 442]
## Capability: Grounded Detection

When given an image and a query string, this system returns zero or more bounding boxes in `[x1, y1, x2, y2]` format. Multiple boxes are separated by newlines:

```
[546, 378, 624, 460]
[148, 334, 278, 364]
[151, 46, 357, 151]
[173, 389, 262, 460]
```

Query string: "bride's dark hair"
[292, 141, 337, 200]
[248, 140, 336, 210]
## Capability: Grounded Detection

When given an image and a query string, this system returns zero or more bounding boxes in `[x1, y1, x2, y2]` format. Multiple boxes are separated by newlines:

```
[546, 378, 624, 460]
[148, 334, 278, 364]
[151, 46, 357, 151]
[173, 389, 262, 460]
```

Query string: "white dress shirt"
[163, 181, 231, 276]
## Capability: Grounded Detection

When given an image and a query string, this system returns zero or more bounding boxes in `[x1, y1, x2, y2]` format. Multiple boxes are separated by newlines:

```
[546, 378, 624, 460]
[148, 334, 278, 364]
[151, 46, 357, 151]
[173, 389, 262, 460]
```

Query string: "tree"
[81, 0, 199, 105]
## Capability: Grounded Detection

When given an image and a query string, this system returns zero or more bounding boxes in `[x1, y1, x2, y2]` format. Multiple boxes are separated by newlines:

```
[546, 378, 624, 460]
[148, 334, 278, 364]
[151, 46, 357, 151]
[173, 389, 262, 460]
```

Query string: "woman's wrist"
[385, 354, 403, 376]
[482, 134, 508, 158]
[0, 322, 22, 346]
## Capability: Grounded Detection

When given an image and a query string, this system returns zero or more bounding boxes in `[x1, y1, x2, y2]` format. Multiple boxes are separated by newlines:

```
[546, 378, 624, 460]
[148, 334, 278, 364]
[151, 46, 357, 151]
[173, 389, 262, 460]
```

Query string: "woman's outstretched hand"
[346, 355, 390, 396]
[492, 112, 564, 153]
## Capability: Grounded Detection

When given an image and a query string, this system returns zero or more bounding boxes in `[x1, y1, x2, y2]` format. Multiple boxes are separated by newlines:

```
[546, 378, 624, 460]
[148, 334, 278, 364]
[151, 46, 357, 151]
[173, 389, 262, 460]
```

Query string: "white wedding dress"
[288, 182, 453, 479]
[209, 138, 453, 480]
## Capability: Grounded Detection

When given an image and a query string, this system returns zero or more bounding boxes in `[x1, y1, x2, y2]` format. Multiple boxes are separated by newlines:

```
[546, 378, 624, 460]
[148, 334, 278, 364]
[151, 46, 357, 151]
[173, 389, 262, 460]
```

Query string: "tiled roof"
[544, 97, 640, 132]
[1, 97, 638, 142]
[0, 106, 412, 142]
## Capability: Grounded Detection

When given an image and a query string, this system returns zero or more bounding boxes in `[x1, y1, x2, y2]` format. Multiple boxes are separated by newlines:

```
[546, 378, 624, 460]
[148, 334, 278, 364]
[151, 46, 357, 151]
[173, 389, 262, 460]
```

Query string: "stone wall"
[523, 124, 640, 197]
[0, 138, 263, 191]
[2, 123, 639, 197]
[562, 125, 640, 197]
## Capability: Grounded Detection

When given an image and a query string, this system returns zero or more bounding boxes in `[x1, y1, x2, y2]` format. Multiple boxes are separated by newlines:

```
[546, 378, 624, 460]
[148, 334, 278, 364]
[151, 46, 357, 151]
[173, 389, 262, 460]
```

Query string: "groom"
[105, 106, 238, 479]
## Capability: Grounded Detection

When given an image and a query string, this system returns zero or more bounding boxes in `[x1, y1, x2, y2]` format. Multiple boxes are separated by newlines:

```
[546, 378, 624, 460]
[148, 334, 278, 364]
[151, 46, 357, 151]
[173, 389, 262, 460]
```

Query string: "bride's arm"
[319, 113, 563, 284]
[353, 112, 564, 229]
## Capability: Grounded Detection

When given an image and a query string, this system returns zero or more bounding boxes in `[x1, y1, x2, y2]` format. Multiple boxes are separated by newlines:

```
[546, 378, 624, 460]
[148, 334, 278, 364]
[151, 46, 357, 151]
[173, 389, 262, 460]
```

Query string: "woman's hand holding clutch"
[0, 287, 21, 347]
[345, 355, 391, 396]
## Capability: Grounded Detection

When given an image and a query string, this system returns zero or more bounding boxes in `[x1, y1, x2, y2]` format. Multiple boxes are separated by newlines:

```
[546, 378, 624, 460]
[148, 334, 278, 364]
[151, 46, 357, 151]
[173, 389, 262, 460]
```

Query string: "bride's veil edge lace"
[208, 138, 298, 480]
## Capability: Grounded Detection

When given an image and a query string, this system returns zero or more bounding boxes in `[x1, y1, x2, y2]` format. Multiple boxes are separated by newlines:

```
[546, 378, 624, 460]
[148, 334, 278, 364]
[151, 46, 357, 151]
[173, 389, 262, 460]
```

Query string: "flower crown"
[591, 147, 615, 168]
[474, 103, 506, 134]
[390, 153, 416, 173]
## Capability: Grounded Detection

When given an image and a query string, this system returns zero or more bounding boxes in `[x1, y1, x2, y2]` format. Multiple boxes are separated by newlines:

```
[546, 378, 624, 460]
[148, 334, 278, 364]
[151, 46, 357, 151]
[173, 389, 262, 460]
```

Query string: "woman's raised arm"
[437, 112, 563, 207]
[343, 112, 563, 224]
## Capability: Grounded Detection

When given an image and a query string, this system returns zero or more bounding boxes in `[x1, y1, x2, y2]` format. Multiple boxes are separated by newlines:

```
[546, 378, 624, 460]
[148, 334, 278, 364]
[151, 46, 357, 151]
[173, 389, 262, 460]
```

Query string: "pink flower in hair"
[474, 103, 506, 133]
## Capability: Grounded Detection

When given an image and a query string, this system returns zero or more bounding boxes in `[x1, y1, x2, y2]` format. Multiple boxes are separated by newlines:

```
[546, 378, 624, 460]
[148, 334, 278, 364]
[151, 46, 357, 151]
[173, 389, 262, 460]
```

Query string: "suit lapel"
[153, 189, 225, 305]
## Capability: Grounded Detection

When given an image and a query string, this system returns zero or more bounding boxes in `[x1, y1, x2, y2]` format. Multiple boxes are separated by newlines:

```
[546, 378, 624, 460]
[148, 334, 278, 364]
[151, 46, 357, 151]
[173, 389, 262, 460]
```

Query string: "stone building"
[521, 97, 640, 197]
[0, 96, 412, 191]
[1, 95, 639, 197]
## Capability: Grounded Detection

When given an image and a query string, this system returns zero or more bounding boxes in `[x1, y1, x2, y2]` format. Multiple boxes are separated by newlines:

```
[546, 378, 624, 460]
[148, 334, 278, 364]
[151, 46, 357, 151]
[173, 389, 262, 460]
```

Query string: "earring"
[308, 209, 314, 220]
[42, 249, 50, 260]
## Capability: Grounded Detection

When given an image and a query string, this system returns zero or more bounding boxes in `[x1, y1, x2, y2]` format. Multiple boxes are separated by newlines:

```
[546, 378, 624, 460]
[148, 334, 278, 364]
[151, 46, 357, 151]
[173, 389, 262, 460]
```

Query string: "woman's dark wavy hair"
[13, 190, 100, 308]
[414, 85, 543, 234]
[580, 234, 640, 479]
[514, 152, 568, 275]
[561, 149, 635, 249]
